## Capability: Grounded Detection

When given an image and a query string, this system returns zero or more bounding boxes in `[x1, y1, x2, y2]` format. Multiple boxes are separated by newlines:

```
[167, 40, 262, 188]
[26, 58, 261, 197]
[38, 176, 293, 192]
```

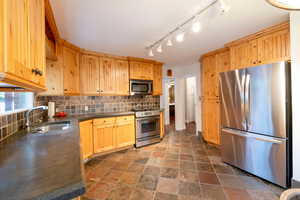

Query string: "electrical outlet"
[85, 106, 89, 111]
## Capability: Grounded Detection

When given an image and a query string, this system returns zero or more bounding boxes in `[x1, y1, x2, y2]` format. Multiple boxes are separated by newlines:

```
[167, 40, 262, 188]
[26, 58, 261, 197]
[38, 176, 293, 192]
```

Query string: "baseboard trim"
[292, 179, 300, 188]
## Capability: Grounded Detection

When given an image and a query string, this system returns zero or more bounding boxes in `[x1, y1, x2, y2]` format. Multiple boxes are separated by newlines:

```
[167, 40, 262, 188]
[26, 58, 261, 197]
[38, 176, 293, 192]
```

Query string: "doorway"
[185, 76, 197, 134]
[168, 79, 175, 124]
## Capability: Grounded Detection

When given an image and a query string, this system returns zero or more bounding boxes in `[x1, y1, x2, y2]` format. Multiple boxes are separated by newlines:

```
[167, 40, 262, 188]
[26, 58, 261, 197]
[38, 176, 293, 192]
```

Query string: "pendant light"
[266, 0, 300, 10]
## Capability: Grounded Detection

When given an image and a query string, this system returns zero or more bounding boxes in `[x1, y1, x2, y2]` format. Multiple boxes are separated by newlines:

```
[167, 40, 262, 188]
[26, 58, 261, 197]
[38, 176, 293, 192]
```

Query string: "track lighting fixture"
[146, 0, 230, 57]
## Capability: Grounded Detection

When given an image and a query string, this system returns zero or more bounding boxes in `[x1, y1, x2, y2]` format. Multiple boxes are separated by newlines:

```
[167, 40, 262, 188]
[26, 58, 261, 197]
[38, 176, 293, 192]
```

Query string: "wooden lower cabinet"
[79, 120, 94, 160]
[115, 116, 135, 148]
[80, 116, 135, 156]
[202, 99, 221, 145]
[93, 122, 115, 154]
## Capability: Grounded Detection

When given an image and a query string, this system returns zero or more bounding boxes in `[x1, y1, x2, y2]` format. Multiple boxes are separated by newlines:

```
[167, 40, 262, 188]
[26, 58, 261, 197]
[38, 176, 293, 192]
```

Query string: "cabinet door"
[230, 42, 252, 69]
[80, 120, 94, 160]
[28, 0, 45, 87]
[129, 61, 142, 80]
[141, 63, 153, 80]
[153, 64, 163, 96]
[130, 61, 153, 80]
[257, 29, 290, 64]
[115, 118, 135, 148]
[115, 59, 129, 95]
[202, 99, 220, 145]
[93, 122, 115, 153]
[80, 55, 100, 95]
[216, 51, 231, 73]
[100, 57, 116, 94]
[63, 47, 80, 95]
[6, 0, 32, 80]
[202, 55, 218, 98]
[41, 44, 64, 95]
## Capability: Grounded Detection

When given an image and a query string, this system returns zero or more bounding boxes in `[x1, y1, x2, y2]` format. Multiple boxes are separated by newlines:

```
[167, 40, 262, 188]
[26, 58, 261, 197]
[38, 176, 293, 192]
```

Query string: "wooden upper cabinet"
[216, 50, 231, 73]
[80, 120, 94, 160]
[5, 0, 31, 80]
[0, 0, 46, 91]
[129, 61, 153, 80]
[63, 46, 80, 95]
[257, 29, 290, 64]
[201, 55, 219, 98]
[28, 0, 46, 87]
[115, 59, 129, 95]
[229, 26, 290, 69]
[80, 55, 100, 95]
[99, 57, 116, 95]
[153, 63, 163, 96]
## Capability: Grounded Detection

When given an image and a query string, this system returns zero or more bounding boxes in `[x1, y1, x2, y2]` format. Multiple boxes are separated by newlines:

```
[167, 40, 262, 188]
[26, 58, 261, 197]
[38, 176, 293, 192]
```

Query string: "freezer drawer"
[221, 128, 287, 187]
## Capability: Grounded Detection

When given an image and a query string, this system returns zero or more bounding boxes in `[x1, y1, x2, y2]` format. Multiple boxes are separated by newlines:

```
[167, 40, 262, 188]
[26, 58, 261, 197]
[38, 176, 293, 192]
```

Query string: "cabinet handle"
[258, 60, 262, 64]
[64, 89, 68, 91]
[32, 69, 38, 75]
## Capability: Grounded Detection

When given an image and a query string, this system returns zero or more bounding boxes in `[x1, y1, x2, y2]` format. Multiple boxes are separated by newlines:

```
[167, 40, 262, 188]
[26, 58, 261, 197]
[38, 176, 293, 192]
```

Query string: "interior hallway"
[83, 124, 284, 200]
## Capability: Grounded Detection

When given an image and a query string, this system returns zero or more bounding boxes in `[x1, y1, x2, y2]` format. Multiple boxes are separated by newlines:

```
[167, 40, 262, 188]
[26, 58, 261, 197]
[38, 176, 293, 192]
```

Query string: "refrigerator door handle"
[222, 128, 250, 138]
[249, 136, 283, 144]
[241, 73, 247, 129]
[245, 74, 251, 129]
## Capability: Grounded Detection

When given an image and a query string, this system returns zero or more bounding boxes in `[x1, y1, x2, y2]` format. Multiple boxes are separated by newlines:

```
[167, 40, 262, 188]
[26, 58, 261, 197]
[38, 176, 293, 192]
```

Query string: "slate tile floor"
[83, 123, 284, 200]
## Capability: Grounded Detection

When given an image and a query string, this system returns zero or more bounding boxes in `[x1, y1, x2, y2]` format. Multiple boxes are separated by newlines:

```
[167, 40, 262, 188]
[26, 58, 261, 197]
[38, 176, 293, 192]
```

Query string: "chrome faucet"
[25, 106, 48, 131]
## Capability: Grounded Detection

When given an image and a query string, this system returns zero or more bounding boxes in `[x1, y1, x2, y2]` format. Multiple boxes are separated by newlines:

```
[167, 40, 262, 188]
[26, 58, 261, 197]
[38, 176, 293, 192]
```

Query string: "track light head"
[176, 32, 185, 43]
[148, 49, 154, 57]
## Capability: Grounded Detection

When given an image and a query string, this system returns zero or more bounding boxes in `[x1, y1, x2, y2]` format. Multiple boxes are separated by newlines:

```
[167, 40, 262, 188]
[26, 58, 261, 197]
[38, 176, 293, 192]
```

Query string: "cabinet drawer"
[116, 115, 134, 123]
[93, 117, 116, 126]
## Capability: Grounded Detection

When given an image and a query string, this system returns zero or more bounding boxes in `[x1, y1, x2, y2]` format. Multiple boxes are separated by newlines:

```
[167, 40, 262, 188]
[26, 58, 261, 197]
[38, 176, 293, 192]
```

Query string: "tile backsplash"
[0, 109, 46, 142]
[36, 95, 160, 115]
[0, 95, 160, 142]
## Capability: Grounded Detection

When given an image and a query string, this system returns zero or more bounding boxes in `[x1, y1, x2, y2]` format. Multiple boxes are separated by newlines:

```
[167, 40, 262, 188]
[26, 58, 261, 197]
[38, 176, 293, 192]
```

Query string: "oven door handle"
[136, 116, 160, 121]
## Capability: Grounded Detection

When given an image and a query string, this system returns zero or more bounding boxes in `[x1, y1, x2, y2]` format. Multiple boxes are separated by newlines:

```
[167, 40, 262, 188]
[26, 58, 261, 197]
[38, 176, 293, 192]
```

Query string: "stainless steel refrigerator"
[219, 61, 292, 188]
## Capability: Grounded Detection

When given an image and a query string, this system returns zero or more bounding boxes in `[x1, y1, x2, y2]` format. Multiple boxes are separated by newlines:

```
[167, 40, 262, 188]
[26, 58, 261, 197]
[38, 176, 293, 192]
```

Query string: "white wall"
[186, 77, 196, 123]
[161, 63, 202, 133]
[290, 12, 300, 183]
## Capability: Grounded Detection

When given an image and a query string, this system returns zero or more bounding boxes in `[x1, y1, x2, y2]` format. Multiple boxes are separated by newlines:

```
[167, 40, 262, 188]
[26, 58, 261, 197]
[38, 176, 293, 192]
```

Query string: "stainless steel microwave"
[130, 80, 153, 95]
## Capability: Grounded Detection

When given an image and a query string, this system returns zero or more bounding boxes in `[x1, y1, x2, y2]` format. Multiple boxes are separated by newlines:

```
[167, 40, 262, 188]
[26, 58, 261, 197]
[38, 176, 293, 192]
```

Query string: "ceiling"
[50, 0, 289, 67]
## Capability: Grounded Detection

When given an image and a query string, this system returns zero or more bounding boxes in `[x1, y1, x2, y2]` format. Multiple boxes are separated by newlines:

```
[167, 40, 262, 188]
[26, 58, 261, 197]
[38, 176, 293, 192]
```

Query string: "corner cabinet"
[0, 0, 46, 91]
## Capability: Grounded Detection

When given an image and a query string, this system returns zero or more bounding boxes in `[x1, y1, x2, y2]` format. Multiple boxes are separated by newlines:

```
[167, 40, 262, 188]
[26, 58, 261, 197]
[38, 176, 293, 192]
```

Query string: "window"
[0, 92, 34, 114]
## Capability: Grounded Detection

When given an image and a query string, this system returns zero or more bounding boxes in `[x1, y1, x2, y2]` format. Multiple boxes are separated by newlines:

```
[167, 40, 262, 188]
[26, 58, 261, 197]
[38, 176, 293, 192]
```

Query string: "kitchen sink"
[30, 121, 71, 134]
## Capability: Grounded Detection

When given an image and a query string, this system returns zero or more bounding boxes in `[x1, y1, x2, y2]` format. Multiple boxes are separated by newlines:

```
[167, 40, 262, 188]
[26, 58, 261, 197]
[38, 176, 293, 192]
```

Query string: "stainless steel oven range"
[133, 109, 161, 148]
